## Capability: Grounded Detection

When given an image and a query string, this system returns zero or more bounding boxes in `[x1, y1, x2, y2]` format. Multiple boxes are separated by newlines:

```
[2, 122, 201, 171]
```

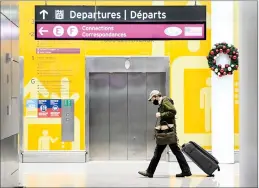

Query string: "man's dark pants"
[147, 143, 190, 174]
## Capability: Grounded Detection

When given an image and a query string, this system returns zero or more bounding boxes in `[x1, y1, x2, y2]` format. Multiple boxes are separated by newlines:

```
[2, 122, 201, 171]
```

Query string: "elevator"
[86, 56, 170, 161]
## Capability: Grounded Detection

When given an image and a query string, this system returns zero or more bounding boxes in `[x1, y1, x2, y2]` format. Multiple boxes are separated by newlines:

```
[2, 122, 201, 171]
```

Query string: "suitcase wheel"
[207, 174, 215, 177]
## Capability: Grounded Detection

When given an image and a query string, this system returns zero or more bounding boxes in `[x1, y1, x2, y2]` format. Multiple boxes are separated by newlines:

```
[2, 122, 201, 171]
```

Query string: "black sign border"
[35, 21, 207, 41]
[35, 5, 207, 23]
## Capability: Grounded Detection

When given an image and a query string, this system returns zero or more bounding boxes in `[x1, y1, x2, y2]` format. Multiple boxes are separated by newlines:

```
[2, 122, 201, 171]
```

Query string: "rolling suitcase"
[182, 141, 220, 177]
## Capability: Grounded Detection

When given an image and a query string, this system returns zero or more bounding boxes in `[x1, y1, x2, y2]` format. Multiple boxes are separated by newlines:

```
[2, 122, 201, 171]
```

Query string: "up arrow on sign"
[39, 9, 48, 20]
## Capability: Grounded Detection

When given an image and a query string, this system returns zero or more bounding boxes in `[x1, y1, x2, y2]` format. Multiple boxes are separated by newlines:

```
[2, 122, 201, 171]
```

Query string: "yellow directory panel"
[20, 2, 85, 151]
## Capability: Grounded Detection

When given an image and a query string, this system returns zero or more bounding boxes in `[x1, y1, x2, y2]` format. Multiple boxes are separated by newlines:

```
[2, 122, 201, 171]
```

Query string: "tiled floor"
[19, 162, 239, 187]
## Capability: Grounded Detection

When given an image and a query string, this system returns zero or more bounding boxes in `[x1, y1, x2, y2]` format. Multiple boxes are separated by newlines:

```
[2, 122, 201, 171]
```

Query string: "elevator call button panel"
[61, 99, 75, 141]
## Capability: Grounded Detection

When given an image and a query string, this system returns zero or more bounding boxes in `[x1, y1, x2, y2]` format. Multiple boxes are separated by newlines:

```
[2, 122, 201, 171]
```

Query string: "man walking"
[138, 90, 192, 178]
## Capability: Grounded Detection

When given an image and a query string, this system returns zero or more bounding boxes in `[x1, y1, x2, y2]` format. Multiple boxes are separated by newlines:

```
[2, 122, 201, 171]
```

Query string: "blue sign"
[49, 99, 62, 117]
[38, 99, 50, 117]
[38, 99, 49, 111]
[37, 99, 62, 118]
[26, 99, 38, 109]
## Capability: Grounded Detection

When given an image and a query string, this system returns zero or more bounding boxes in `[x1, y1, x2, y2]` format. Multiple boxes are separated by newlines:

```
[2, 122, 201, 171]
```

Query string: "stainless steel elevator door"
[89, 73, 110, 160]
[127, 73, 147, 160]
[109, 73, 128, 160]
[89, 72, 166, 161]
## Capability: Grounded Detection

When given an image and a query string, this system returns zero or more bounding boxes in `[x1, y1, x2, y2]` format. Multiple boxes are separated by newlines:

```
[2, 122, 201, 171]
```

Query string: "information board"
[35, 5, 206, 40]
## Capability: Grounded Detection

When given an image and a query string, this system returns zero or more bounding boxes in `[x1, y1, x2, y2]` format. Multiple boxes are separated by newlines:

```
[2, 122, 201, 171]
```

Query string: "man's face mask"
[152, 96, 159, 105]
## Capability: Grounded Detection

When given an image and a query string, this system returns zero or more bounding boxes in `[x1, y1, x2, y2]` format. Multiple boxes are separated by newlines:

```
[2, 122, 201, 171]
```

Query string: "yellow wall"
[19, 1, 239, 151]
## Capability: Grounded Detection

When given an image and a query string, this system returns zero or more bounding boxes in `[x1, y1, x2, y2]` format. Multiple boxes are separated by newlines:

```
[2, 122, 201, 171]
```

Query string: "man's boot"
[138, 170, 153, 178]
[176, 171, 192, 177]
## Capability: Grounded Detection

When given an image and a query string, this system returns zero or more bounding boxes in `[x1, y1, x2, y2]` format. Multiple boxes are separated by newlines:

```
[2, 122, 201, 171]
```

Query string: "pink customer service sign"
[36, 23, 205, 40]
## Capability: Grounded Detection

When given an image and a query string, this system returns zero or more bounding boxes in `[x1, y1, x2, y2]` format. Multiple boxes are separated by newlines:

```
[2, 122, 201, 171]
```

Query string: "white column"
[239, 1, 258, 187]
[211, 1, 235, 163]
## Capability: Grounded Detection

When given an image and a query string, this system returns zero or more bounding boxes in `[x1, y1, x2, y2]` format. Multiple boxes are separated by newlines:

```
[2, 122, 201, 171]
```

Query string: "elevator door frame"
[85, 56, 170, 161]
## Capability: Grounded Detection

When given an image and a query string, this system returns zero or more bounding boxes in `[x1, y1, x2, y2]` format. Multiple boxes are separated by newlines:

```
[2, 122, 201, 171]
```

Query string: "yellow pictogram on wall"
[200, 77, 212, 133]
[38, 130, 59, 151]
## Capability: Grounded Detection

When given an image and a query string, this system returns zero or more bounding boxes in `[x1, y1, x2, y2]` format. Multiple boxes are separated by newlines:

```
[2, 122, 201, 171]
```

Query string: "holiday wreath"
[207, 42, 239, 77]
